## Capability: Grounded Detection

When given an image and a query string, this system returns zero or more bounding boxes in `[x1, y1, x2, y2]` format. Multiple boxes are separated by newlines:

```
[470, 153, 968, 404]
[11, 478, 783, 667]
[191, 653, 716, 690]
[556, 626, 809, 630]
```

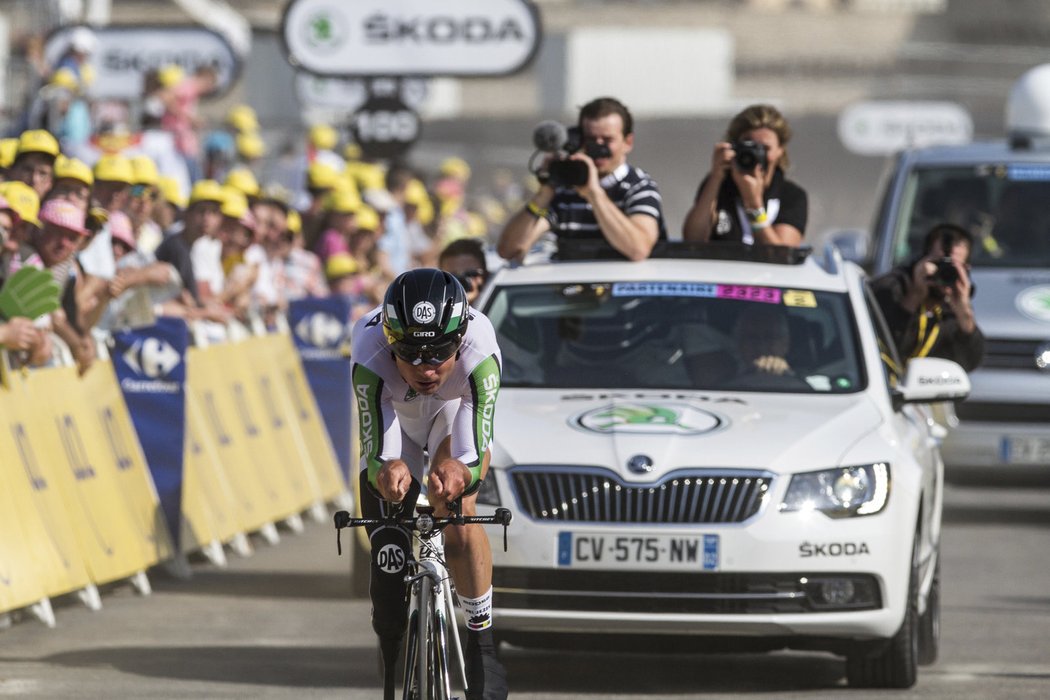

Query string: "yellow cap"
[157, 176, 187, 209]
[467, 211, 487, 238]
[226, 104, 259, 133]
[48, 67, 79, 91]
[324, 188, 361, 215]
[404, 179, 429, 207]
[189, 179, 225, 205]
[0, 181, 42, 227]
[236, 132, 266, 160]
[325, 252, 359, 279]
[440, 157, 471, 181]
[348, 161, 386, 192]
[286, 209, 302, 235]
[220, 186, 249, 220]
[16, 129, 60, 160]
[130, 154, 159, 186]
[54, 155, 94, 186]
[0, 138, 19, 169]
[309, 124, 338, 151]
[93, 153, 135, 184]
[307, 161, 339, 190]
[343, 142, 362, 161]
[224, 166, 260, 197]
[158, 64, 184, 88]
[354, 204, 381, 232]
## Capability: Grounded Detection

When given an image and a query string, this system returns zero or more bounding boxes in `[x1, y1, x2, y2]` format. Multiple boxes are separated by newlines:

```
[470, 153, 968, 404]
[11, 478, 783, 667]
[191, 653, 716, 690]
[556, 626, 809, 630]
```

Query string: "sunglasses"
[131, 185, 156, 200]
[390, 337, 461, 366]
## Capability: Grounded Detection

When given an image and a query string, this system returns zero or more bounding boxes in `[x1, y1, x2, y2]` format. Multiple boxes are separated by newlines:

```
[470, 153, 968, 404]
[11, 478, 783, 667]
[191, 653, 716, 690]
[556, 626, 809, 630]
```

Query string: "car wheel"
[918, 557, 941, 666]
[846, 527, 920, 688]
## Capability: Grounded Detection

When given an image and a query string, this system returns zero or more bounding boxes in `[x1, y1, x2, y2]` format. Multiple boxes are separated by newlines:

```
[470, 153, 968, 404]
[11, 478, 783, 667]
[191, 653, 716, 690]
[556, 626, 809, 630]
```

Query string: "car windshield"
[890, 164, 1050, 268]
[484, 281, 865, 393]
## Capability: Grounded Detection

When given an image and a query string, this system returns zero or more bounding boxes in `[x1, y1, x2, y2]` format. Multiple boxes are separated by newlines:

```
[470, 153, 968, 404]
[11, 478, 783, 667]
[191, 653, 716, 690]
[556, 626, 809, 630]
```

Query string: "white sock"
[458, 586, 493, 631]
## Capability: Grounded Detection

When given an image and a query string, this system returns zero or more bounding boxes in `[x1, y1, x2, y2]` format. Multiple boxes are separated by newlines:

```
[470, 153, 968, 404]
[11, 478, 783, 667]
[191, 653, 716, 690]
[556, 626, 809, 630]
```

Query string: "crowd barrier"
[0, 314, 349, 626]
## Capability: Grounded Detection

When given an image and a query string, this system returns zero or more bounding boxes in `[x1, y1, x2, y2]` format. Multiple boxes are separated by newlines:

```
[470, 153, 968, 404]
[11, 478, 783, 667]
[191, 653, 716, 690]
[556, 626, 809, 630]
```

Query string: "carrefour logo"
[295, 312, 345, 348]
[122, 337, 181, 378]
[570, 402, 725, 436]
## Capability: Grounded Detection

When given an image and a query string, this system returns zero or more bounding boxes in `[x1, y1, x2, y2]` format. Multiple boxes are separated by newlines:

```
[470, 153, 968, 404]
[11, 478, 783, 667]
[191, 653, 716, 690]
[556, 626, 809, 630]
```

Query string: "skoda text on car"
[831, 64, 1050, 476]
[471, 243, 969, 688]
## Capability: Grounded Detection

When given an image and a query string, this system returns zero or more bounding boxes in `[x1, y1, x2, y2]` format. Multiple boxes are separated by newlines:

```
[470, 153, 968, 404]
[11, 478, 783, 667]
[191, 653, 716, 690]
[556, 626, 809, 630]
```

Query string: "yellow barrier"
[1, 325, 347, 618]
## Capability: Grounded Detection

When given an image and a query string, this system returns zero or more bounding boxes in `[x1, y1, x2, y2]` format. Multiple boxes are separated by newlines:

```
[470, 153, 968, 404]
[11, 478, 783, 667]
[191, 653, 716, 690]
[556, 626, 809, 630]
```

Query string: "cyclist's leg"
[358, 466, 421, 680]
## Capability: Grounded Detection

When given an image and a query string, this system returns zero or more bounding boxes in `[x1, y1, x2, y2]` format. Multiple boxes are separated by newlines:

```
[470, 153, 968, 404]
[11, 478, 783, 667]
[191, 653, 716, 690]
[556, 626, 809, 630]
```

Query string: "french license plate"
[556, 532, 719, 570]
[1000, 436, 1050, 465]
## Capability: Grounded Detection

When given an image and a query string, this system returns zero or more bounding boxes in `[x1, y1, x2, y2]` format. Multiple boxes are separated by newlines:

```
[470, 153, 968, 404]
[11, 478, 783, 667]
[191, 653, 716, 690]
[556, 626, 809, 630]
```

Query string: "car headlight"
[779, 463, 890, 518]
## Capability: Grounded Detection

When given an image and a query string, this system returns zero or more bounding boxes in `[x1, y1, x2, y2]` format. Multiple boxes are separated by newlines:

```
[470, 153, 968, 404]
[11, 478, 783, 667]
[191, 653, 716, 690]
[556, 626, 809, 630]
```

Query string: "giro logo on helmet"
[412, 301, 436, 323]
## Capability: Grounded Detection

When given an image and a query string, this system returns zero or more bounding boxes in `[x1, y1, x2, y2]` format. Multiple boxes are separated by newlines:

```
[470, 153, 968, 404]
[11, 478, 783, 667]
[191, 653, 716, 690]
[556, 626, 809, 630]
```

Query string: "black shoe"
[465, 634, 508, 700]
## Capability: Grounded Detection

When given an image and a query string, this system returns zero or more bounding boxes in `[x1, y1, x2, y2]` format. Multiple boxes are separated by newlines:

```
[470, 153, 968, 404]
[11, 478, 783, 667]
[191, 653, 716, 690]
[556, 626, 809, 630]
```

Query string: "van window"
[892, 165, 1050, 268]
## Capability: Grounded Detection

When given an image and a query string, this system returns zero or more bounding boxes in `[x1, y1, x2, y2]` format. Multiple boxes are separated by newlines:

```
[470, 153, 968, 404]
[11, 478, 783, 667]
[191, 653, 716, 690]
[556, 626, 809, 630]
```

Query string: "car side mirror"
[893, 357, 970, 409]
[827, 228, 869, 265]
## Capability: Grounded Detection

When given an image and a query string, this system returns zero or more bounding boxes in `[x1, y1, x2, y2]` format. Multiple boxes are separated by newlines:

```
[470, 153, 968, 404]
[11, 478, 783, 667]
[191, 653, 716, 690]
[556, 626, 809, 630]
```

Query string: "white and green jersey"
[350, 306, 502, 491]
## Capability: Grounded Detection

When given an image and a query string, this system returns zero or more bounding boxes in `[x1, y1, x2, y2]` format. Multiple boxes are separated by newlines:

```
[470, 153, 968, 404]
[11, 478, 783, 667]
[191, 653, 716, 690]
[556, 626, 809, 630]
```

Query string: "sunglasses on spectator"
[131, 185, 155, 200]
[389, 337, 461, 366]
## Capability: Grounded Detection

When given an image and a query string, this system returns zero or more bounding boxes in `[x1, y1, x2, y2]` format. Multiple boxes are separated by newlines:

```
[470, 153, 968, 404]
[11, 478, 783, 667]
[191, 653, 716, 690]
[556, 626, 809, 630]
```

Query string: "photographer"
[439, 237, 489, 307]
[682, 104, 807, 246]
[497, 97, 665, 262]
[871, 223, 984, 372]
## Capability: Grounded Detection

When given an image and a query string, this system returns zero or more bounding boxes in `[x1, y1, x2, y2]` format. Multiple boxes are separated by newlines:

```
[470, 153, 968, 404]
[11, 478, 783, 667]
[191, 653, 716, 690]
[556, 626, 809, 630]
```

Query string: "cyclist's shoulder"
[461, 310, 501, 364]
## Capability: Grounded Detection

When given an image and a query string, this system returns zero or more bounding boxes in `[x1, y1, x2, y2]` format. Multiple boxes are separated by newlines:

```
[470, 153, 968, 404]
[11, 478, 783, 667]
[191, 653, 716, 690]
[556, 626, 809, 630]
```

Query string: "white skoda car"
[472, 243, 970, 688]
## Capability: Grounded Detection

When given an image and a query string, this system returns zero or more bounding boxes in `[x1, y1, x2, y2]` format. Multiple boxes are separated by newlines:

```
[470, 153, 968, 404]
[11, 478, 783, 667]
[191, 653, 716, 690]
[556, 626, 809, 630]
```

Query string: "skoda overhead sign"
[45, 25, 239, 100]
[281, 0, 541, 77]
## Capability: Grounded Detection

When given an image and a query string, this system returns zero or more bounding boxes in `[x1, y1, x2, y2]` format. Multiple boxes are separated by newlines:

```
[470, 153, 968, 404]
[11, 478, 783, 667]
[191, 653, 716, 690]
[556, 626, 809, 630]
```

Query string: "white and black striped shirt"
[546, 163, 666, 256]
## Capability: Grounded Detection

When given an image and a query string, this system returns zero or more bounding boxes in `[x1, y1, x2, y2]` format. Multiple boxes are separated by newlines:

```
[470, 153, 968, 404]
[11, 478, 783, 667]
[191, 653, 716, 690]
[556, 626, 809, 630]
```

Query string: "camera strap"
[913, 305, 942, 359]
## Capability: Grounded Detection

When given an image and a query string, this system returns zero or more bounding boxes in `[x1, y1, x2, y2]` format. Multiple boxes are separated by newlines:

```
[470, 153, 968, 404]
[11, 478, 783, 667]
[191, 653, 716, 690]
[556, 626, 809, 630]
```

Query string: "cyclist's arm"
[351, 362, 403, 491]
[452, 353, 501, 495]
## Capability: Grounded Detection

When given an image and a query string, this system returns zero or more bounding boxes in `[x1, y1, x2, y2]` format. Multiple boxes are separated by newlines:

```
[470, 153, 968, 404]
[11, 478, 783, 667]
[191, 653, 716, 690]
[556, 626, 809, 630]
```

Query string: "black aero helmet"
[383, 268, 469, 365]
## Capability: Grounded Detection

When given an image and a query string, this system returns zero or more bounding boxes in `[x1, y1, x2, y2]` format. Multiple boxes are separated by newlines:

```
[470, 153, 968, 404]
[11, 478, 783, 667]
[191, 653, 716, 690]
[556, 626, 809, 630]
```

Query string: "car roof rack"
[553, 240, 813, 265]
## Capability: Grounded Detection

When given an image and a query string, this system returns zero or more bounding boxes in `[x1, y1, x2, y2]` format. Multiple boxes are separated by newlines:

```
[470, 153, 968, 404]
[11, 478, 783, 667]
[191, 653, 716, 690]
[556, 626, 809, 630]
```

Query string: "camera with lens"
[532, 121, 612, 187]
[930, 257, 960, 287]
[733, 139, 768, 172]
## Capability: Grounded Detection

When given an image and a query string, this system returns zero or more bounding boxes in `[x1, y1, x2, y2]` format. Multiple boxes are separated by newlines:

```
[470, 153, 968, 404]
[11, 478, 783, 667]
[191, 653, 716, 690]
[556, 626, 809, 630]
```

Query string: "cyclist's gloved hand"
[429, 458, 472, 503]
[376, 460, 413, 503]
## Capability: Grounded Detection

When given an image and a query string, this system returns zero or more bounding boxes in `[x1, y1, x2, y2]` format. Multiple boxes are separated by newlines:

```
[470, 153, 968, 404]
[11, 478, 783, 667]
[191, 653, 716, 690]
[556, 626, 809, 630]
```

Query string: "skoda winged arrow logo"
[571, 402, 725, 436]
[123, 337, 180, 378]
[295, 312, 344, 348]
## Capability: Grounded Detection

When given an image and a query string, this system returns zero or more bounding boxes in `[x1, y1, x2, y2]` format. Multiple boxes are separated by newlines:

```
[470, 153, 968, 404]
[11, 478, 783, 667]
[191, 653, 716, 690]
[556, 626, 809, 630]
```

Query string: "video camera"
[531, 120, 612, 187]
[733, 139, 768, 172]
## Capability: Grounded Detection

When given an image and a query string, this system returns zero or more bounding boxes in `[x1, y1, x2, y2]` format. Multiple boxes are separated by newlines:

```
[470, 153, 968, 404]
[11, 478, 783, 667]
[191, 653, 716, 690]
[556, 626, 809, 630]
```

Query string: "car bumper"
[485, 502, 915, 641]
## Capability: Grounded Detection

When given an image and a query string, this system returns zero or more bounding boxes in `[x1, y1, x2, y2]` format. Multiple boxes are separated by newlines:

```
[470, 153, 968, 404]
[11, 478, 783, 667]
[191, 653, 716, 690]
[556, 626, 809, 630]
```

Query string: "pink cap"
[0, 194, 22, 226]
[108, 210, 136, 249]
[39, 198, 90, 236]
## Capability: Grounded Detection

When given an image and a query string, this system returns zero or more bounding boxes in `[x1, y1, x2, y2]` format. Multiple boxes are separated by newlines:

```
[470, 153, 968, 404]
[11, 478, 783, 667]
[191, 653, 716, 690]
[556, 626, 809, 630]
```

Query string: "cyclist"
[351, 268, 507, 700]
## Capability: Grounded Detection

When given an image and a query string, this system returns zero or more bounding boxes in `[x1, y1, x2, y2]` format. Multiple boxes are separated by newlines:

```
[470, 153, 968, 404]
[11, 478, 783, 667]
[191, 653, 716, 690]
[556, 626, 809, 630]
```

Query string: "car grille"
[509, 467, 772, 524]
[493, 568, 881, 614]
[982, 338, 1050, 371]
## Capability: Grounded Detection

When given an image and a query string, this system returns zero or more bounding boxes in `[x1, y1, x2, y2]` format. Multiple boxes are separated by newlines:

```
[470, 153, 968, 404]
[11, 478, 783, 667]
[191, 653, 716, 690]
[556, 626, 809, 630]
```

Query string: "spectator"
[732, 304, 794, 377]
[324, 252, 373, 322]
[49, 155, 93, 212]
[301, 161, 340, 250]
[307, 123, 344, 172]
[203, 104, 258, 181]
[438, 238, 489, 307]
[682, 103, 807, 246]
[224, 166, 261, 204]
[0, 181, 42, 274]
[0, 138, 19, 177]
[312, 188, 359, 263]
[0, 193, 23, 275]
[871, 222, 985, 372]
[155, 179, 225, 310]
[498, 96, 665, 262]
[154, 175, 186, 235]
[127, 155, 164, 255]
[159, 64, 217, 182]
[10, 129, 60, 199]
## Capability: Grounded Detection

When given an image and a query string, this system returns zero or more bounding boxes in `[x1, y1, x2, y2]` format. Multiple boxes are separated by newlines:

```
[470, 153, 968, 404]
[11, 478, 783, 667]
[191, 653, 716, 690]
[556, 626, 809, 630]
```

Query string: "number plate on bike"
[556, 532, 719, 570]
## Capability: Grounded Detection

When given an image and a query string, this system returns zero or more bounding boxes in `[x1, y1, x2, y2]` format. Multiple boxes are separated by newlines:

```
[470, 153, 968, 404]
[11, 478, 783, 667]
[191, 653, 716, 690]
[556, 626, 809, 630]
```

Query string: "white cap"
[1007, 63, 1050, 139]
[70, 27, 98, 54]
